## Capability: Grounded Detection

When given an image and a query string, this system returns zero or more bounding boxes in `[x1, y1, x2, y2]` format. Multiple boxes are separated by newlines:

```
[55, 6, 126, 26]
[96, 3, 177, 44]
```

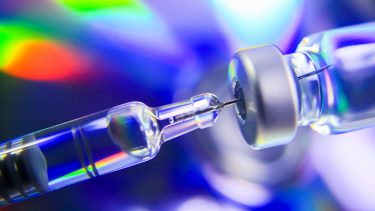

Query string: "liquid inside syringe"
[0, 93, 238, 204]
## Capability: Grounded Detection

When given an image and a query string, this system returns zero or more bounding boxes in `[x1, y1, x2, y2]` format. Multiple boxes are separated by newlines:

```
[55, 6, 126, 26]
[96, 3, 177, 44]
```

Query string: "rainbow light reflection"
[0, 24, 87, 82]
[49, 152, 128, 189]
[57, 0, 185, 61]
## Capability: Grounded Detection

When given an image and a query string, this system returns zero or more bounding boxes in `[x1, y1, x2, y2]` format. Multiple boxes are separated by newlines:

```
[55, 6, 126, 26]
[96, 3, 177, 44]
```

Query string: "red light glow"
[3, 40, 87, 82]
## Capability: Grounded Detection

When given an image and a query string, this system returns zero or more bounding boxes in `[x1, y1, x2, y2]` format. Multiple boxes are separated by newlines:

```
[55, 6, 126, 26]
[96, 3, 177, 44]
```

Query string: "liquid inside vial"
[297, 23, 375, 133]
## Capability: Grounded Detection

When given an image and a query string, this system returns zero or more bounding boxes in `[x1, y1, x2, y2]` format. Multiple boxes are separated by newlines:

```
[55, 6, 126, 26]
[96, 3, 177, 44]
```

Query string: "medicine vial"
[229, 22, 375, 149]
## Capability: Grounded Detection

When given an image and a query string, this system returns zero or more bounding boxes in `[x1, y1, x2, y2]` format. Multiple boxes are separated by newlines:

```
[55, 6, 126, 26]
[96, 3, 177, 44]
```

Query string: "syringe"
[0, 93, 237, 204]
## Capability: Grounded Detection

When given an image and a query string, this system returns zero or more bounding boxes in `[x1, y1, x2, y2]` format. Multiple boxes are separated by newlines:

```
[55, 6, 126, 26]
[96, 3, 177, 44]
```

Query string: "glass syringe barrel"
[0, 103, 157, 204]
[0, 93, 223, 204]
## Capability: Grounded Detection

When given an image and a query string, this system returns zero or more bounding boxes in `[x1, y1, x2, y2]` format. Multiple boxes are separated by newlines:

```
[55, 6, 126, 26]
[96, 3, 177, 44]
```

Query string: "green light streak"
[337, 89, 349, 113]
[60, 168, 86, 179]
[58, 0, 147, 13]
[0, 24, 43, 67]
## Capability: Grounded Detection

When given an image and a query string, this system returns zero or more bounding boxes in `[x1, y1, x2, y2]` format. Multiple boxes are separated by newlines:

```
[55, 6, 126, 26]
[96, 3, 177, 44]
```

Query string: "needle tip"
[221, 99, 240, 107]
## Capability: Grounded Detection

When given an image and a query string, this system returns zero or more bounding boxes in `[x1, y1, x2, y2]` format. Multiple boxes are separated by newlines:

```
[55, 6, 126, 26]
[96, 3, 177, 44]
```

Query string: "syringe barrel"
[0, 102, 160, 204]
[0, 93, 223, 205]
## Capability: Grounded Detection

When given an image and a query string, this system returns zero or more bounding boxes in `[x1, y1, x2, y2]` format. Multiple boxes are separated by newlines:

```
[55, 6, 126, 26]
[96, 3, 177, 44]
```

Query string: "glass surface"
[0, 102, 159, 204]
[295, 23, 375, 134]
[0, 93, 223, 204]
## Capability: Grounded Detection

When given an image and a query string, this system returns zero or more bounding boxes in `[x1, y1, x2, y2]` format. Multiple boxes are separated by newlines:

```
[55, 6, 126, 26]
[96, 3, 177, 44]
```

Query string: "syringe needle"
[171, 99, 240, 123]
[220, 99, 240, 108]
[297, 65, 331, 80]
[0, 93, 231, 204]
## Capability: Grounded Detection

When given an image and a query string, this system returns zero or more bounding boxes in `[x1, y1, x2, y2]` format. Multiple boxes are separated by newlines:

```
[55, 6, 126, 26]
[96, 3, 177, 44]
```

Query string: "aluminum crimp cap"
[228, 44, 299, 149]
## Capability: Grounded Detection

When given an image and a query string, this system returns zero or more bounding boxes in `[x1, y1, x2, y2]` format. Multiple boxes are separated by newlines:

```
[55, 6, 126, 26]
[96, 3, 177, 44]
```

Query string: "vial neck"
[284, 52, 322, 125]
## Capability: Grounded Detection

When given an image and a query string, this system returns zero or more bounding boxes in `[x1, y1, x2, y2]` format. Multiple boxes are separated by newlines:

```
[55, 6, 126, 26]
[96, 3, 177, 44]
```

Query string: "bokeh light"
[0, 0, 374, 210]
[0, 24, 87, 82]
[209, 0, 303, 51]
[57, 0, 186, 62]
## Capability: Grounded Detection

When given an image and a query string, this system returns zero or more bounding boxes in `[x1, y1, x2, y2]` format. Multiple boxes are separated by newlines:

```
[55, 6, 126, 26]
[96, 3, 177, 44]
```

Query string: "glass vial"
[289, 22, 375, 133]
[229, 22, 375, 149]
